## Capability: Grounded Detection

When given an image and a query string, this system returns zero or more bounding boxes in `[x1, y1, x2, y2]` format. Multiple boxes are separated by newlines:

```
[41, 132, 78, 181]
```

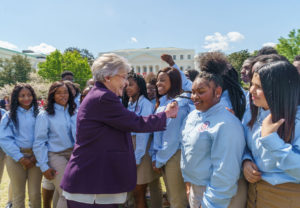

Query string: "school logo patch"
[198, 121, 210, 132]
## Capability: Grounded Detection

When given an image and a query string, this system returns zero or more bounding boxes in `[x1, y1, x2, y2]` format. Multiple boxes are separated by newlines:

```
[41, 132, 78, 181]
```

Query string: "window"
[180, 55, 184, 60]
[149, 66, 153, 72]
[137, 66, 141, 73]
[173, 55, 176, 60]
[187, 54, 191, 59]
[143, 66, 147, 73]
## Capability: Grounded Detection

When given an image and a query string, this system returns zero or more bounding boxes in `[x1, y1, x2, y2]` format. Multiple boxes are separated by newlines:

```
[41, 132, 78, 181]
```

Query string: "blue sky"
[0, 0, 299, 56]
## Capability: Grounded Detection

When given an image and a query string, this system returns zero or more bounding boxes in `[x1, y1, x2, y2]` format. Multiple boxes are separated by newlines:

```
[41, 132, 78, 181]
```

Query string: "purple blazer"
[61, 82, 166, 194]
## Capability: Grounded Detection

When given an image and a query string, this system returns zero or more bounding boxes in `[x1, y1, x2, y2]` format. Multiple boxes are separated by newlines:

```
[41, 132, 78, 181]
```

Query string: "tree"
[0, 55, 32, 86]
[276, 29, 300, 62]
[64, 47, 95, 66]
[227, 50, 251, 80]
[38, 50, 92, 89]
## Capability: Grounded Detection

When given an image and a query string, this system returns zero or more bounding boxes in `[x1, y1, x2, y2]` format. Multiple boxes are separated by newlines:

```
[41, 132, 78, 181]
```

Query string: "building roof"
[108, 47, 194, 53]
[0, 46, 46, 59]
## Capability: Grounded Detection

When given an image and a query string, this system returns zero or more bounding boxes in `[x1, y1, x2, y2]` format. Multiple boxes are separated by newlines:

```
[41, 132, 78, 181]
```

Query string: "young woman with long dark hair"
[0, 83, 42, 208]
[243, 61, 300, 207]
[33, 81, 77, 208]
[122, 72, 162, 208]
[151, 67, 191, 208]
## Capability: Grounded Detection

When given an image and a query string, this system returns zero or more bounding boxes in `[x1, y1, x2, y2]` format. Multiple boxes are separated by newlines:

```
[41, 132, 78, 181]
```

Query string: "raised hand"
[261, 114, 285, 137]
[165, 101, 178, 118]
[161, 54, 175, 66]
[243, 160, 261, 183]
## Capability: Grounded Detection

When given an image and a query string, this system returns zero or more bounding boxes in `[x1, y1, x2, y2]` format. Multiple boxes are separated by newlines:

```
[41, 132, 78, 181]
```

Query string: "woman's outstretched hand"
[165, 101, 178, 118]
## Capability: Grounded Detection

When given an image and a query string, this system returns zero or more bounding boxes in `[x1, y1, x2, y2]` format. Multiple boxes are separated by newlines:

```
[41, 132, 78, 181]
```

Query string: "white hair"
[91, 53, 131, 82]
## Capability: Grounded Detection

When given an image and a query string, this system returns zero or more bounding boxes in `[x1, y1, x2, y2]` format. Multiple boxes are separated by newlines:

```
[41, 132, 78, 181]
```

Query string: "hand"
[29, 155, 37, 165]
[261, 114, 285, 137]
[43, 168, 57, 180]
[185, 182, 191, 200]
[243, 160, 261, 183]
[161, 54, 175, 66]
[19, 157, 34, 169]
[152, 161, 161, 174]
[165, 101, 178, 118]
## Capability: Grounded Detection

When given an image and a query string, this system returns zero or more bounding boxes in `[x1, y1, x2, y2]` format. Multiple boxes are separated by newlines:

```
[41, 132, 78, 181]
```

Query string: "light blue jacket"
[0, 107, 37, 161]
[128, 95, 154, 165]
[243, 106, 300, 185]
[33, 103, 77, 172]
[181, 102, 245, 208]
[152, 92, 191, 168]
[172, 64, 192, 92]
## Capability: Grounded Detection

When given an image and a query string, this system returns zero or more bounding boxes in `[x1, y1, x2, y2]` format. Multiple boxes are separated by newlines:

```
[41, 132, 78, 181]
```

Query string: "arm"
[259, 131, 300, 180]
[161, 54, 192, 91]
[33, 112, 50, 172]
[259, 113, 300, 180]
[202, 123, 245, 208]
[99, 93, 168, 133]
[0, 113, 24, 161]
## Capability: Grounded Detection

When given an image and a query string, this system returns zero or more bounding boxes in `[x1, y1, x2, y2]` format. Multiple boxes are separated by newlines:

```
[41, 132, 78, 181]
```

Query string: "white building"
[99, 47, 195, 75]
[0, 47, 46, 70]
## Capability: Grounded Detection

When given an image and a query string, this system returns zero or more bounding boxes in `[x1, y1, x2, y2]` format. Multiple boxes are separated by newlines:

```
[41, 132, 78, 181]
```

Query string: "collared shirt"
[181, 102, 245, 208]
[33, 103, 77, 172]
[152, 93, 191, 168]
[219, 90, 232, 109]
[243, 106, 300, 185]
[128, 95, 154, 165]
[0, 107, 36, 161]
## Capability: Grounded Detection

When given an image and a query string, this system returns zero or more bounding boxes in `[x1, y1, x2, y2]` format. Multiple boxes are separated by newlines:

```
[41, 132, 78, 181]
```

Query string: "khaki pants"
[161, 150, 188, 208]
[0, 148, 13, 202]
[6, 156, 42, 208]
[247, 180, 300, 208]
[0, 147, 5, 183]
[48, 149, 72, 208]
[148, 177, 163, 208]
[189, 177, 248, 208]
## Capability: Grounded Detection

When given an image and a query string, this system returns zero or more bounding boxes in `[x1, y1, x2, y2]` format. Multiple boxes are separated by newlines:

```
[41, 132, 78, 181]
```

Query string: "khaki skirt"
[131, 135, 160, 185]
[247, 180, 300, 208]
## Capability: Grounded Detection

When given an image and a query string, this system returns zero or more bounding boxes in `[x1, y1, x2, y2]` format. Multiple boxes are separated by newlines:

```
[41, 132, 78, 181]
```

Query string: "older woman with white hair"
[60, 53, 178, 208]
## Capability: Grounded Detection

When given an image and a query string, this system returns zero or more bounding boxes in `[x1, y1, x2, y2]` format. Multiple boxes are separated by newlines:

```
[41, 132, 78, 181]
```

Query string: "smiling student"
[181, 72, 246, 208]
[0, 84, 42, 208]
[151, 66, 191, 208]
[123, 72, 162, 208]
[242, 61, 300, 208]
[33, 81, 77, 208]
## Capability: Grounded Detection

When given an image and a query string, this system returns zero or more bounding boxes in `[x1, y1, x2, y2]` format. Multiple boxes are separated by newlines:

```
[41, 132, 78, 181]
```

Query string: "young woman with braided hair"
[122, 72, 162, 208]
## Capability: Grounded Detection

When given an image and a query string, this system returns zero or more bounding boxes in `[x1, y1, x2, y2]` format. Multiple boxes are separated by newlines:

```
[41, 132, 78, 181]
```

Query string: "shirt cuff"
[259, 132, 285, 151]
[13, 153, 24, 162]
[40, 163, 50, 172]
